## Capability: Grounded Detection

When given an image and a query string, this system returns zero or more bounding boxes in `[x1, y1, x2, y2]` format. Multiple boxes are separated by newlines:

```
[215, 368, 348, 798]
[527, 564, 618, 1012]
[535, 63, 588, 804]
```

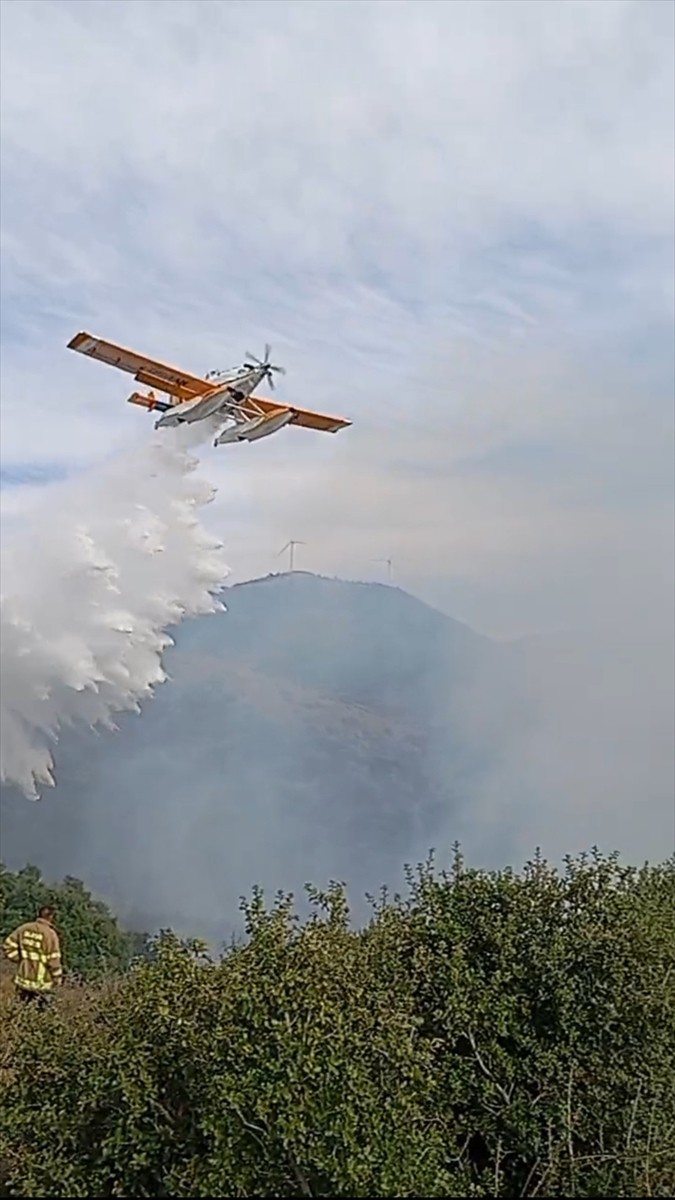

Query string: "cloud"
[1, 0, 667, 604]
[1, 3, 672, 415]
[2, 0, 672, 615]
[196, 327, 673, 639]
[1, 0, 673, 877]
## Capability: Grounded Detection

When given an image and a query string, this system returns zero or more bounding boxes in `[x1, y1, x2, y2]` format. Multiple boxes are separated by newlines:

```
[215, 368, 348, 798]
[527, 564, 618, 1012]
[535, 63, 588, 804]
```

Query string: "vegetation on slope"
[0, 849, 673, 1197]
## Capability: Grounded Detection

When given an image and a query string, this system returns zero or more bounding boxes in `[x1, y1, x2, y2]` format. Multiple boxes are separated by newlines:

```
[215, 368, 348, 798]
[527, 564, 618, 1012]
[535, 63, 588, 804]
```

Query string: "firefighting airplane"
[67, 332, 352, 446]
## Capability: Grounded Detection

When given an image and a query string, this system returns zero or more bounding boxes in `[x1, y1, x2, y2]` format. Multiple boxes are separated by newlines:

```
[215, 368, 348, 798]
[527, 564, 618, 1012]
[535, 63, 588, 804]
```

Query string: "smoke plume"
[0, 422, 228, 799]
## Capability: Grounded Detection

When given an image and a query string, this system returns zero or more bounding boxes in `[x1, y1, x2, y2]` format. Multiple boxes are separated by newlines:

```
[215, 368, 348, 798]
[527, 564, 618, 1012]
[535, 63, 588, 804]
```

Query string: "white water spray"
[0, 422, 229, 798]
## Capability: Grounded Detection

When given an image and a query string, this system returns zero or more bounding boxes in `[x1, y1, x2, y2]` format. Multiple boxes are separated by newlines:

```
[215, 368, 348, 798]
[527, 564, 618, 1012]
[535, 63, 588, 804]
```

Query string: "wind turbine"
[373, 557, 394, 582]
[278, 540, 306, 572]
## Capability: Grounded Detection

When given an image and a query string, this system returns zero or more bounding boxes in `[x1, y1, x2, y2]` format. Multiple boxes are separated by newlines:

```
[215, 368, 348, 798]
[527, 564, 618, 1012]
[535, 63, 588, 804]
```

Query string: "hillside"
[0, 573, 504, 940]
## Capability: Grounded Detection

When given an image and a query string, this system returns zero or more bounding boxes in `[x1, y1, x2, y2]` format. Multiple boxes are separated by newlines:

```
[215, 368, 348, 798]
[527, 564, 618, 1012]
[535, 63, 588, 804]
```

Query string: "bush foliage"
[1, 849, 673, 1197]
[0, 864, 146, 980]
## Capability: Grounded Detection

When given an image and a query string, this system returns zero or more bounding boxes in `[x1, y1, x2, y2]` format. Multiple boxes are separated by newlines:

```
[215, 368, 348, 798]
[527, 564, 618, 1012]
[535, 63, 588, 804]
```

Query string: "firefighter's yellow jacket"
[3, 918, 63, 992]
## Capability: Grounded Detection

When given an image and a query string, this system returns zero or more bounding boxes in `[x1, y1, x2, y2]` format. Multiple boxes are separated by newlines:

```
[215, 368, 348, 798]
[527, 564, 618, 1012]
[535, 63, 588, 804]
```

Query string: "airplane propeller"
[243, 344, 287, 390]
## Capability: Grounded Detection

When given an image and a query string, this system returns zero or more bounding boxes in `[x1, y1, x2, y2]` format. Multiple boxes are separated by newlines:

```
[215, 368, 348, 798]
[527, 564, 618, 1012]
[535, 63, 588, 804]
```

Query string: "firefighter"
[3, 905, 63, 1008]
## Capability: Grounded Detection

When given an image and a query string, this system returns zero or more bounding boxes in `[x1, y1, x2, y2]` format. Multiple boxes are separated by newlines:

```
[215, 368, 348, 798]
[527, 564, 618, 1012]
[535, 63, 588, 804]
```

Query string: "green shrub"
[0, 864, 147, 980]
[1, 850, 673, 1197]
[393, 848, 675, 1196]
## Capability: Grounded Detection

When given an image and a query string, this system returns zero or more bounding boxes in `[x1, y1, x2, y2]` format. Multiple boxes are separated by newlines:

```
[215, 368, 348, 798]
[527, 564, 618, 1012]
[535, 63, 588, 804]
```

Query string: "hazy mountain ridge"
[4, 571, 670, 941]
[1, 573, 500, 937]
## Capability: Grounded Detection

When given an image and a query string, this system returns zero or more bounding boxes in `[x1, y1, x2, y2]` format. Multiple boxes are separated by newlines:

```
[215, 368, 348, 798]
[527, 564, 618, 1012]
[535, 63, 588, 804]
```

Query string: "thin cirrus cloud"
[0, 0, 672, 635]
[1, 0, 673, 873]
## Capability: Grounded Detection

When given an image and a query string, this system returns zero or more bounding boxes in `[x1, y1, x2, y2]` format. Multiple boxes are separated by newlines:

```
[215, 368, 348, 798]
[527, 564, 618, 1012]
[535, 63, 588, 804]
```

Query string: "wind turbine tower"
[278, 540, 306, 572]
[373, 557, 394, 582]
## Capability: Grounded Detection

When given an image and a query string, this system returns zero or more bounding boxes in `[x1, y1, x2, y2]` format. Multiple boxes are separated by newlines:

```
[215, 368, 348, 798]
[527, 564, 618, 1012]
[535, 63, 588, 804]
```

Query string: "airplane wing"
[245, 395, 351, 434]
[67, 332, 213, 401]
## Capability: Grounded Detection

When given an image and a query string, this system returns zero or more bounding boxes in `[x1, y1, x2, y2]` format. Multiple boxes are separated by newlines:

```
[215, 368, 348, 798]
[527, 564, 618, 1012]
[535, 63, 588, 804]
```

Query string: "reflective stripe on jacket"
[3, 918, 63, 992]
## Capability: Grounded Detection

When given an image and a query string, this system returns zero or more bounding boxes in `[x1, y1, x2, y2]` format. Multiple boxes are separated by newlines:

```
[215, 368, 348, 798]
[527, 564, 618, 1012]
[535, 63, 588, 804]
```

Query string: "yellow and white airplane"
[68, 332, 352, 447]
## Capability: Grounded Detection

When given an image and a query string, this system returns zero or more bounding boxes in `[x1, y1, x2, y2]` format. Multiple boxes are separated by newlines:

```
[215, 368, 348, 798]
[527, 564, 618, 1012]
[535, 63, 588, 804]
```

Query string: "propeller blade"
[243, 347, 285, 378]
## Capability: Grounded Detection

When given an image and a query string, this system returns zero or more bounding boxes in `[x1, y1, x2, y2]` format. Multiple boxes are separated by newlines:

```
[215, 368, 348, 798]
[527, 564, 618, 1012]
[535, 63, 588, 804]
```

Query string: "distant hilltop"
[1, 571, 500, 939]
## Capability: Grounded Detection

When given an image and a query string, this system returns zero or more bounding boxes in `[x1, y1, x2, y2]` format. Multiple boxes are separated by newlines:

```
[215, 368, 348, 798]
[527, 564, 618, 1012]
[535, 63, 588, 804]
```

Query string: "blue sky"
[1, 0, 673, 635]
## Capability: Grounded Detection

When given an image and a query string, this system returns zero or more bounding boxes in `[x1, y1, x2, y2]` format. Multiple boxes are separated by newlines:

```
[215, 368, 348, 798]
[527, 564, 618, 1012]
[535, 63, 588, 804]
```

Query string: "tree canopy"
[0, 863, 146, 980]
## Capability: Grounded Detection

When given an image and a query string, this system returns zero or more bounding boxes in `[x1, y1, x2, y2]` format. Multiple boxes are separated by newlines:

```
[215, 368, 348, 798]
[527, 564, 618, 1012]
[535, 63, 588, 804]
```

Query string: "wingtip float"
[67, 332, 352, 447]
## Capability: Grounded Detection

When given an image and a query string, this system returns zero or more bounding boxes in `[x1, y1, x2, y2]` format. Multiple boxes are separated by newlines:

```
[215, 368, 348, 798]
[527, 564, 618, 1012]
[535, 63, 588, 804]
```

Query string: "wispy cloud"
[1, 0, 672, 626]
[1, 0, 673, 889]
[0, 463, 69, 487]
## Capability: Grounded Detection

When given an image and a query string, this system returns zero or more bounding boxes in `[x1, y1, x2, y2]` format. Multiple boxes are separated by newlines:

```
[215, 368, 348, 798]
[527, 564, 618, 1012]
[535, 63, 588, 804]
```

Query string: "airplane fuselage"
[153, 365, 269, 429]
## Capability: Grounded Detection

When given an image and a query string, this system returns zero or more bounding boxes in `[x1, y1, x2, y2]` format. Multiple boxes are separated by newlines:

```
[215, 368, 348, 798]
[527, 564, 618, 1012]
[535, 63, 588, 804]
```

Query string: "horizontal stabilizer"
[127, 392, 170, 413]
